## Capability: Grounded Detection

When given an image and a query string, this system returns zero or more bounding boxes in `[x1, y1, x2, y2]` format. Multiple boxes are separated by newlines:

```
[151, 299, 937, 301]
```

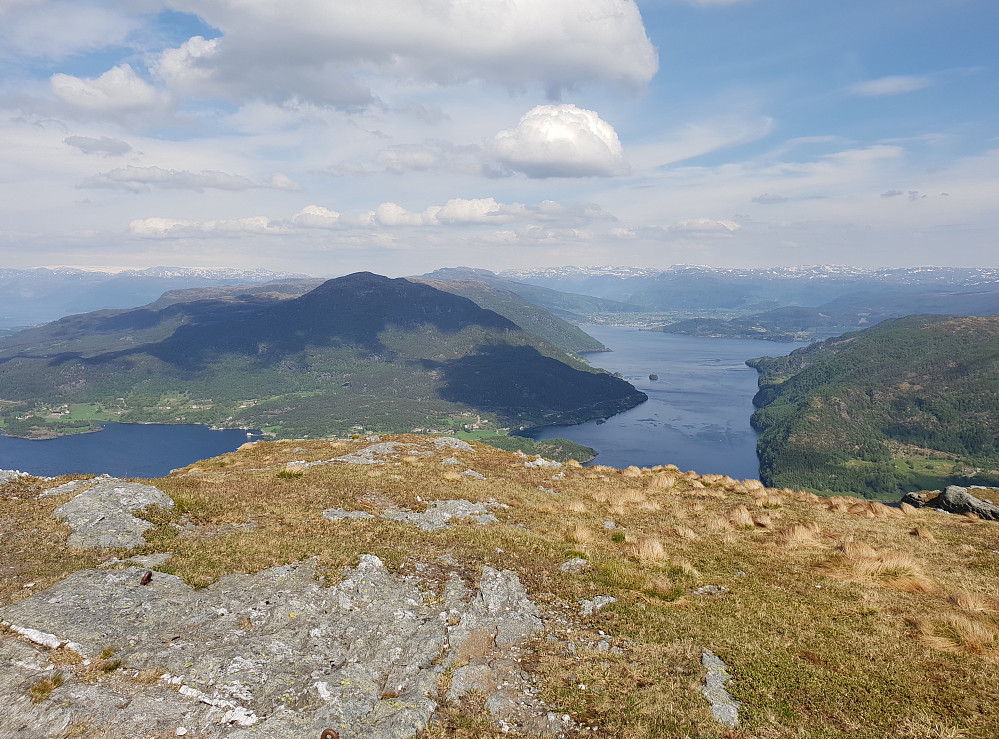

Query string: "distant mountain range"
[0, 267, 312, 330]
[0, 273, 645, 439]
[496, 265, 999, 337]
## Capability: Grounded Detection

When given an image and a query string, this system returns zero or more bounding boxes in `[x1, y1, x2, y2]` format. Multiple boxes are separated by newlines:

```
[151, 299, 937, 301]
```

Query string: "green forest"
[749, 314, 999, 497]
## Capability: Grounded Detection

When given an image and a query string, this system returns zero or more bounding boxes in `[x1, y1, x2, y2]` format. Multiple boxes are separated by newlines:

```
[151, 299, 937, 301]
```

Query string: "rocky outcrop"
[323, 499, 502, 531]
[52, 477, 175, 548]
[701, 649, 740, 728]
[0, 555, 562, 738]
[901, 485, 999, 521]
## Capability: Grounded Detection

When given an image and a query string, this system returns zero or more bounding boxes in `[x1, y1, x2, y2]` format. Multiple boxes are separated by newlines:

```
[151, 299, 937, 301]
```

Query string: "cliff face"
[2, 436, 998, 738]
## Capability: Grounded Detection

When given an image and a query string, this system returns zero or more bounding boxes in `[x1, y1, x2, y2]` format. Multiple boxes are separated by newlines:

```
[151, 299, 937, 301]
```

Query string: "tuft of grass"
[914, 614, 999, 657]
[29, 672, 64, 703]
[626, 537, 667, 563]
[948, 591, 999, 614]
[567, 522, 595, 544]
[910, 526, 936, 541]
[649, 473, 678, 490]
[774, 523, 821, 549]
[726, 504, 756, 529]
[829, 540, 936, 592]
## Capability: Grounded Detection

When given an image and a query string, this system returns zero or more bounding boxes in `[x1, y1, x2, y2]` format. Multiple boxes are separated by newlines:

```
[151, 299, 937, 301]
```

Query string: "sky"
[0, 0, 996, 277]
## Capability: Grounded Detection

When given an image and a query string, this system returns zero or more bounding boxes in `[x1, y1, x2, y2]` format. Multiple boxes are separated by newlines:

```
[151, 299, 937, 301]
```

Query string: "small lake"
[0, 423, 257, 478]
[521, 326, 808, 479]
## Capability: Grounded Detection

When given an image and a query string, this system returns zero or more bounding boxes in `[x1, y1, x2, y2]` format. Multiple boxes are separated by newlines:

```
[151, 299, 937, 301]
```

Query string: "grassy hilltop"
[3, 437, 999, 737]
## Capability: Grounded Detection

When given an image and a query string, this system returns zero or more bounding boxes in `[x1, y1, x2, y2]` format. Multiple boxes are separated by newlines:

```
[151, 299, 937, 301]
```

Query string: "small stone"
[322, 507, 376, 521]
[559, 558, 590, 574]
[579, 595, 617, 616]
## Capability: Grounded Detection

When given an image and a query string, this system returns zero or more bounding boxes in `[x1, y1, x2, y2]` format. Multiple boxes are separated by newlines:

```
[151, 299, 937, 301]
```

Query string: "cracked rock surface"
[701, 649, 740, 728]
[0, 555, 561, 738]
[52, 477, 175, 549]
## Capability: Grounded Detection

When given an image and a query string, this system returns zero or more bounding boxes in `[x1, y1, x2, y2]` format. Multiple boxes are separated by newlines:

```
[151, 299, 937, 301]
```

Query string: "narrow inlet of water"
[521, 326, 808, 479]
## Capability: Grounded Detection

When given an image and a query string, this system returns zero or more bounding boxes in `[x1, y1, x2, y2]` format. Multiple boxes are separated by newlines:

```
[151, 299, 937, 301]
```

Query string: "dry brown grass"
[828, 540, 936, 592]
[627, 537, 668, 563]
[621, 465, 643, 478]
[649, 474, 678, 490]
[29, 672, 64, 703]
[726, 504, 756, 529]
[615, 488, 648, 505]
[948, 591, 999, 614]
[914, 614, 999, 657]
[564, 499, 589, 514]
[900, 501, 919, 516]
[754, 494, 784, 508]
[567, 522, 595, 544]
[669, 525, 700, 541]
[910, 526, 936, 541]
[774, 523, 821, 549]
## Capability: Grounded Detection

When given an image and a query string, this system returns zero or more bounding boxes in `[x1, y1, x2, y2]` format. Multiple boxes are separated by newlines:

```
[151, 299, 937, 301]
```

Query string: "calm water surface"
[522, 326, 808, 479]
[0, 423, 257, 478]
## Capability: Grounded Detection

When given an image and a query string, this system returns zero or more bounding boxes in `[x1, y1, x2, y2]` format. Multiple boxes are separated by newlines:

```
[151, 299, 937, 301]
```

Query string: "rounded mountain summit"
[0, 272, 647, 437]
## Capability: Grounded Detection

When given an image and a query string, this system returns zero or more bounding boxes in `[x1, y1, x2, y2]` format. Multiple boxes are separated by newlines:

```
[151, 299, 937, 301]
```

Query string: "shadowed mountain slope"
[0, 273, 645, 439]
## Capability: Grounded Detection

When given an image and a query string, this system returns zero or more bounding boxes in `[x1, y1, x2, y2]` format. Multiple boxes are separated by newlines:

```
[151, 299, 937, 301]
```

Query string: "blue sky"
[0, 0, 996, 275]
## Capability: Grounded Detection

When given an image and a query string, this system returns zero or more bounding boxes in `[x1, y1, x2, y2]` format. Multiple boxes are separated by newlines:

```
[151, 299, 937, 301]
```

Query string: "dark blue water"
[0, 423, 257, 478]
[522, 326, 808, 479]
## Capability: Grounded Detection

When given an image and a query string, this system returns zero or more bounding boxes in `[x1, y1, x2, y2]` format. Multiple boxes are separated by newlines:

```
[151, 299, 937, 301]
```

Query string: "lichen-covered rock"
[701, 649, 740, 728]
[382, 499, 498, 531]
[322, 507, 376, 521]
[579, 595, 617, 616]
[559, 558, 591, 574]
[902, 485, 999, 521]
[52, 477, 175, 549]
[0, 556, 561, 738]
[432, 437, 473, 451]
[0, 469, 30, 486]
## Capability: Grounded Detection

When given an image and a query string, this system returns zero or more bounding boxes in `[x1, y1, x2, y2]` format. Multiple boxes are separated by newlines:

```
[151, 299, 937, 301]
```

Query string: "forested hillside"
[749, 315, 999, 496]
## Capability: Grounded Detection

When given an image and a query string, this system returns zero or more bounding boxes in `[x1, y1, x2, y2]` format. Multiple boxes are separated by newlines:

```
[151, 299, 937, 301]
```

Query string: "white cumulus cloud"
[155, 0, 656, 106]
[51, 64, 169, 112]
[292, 205, 341, 229]
[129, 216, 281, 237]
[492, 104, 629, 178]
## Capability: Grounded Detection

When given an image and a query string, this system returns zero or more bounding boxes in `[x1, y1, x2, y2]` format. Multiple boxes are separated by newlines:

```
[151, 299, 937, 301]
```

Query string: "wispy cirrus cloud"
[80, 166, 300, 193]
[849, 75, 933, 97]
